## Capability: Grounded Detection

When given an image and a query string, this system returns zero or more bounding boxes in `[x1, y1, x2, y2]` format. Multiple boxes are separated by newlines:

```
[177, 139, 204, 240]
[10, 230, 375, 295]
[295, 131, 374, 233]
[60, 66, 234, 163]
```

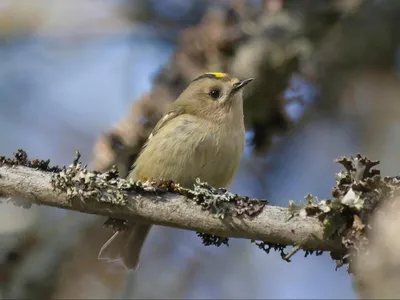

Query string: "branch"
[0, 152, 341, 255]
[4, 150, 395, 273]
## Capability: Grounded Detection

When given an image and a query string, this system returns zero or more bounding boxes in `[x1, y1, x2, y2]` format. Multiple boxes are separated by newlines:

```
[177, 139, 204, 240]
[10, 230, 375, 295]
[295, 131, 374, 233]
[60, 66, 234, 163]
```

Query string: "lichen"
[179, 178, 268, 219]
[288, 154, 400, 272]
[251, 240, 287, 259]
[5, 150, 393, 269]
[196, 232, 230, 247]
[176, 178, 268, 248]
[0, 149, 63, 208]
[0, 149, 61, 172]
[103, 217, 129, 232]
[50, 151, 169, 209]
[51, 152, 131, 206]
[304, 249, 324, 258]
[49, 151, 268, 238]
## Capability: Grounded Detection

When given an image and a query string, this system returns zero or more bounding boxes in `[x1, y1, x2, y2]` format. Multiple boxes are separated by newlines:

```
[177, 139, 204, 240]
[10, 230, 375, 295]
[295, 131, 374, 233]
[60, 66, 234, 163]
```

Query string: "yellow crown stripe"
[205, 72, 228, 78]
[192, 72, 229, 82]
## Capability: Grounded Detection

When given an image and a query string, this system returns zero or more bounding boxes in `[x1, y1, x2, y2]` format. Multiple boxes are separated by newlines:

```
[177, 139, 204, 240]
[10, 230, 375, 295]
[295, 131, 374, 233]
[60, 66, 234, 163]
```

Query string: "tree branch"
[0, 160, 341, 254]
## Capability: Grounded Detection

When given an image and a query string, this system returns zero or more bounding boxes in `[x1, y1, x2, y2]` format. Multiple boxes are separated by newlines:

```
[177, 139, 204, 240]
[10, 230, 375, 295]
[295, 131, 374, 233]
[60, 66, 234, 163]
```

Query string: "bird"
[98, 72, 253, 270]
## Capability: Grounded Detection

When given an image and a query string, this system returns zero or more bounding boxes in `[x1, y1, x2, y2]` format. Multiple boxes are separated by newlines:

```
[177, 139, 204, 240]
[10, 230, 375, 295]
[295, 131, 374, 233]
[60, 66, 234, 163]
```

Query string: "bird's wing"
[148, 107, 185, 141]
[128, 107, 185, 176]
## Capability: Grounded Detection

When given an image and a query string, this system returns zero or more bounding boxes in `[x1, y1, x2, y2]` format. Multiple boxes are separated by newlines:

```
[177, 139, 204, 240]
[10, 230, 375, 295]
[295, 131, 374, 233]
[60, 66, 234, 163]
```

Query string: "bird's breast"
[131, 116, 245, 189]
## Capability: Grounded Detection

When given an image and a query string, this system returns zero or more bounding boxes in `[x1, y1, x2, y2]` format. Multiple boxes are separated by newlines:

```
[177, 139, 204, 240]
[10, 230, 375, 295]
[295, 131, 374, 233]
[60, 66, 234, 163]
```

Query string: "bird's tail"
[98, 222, 152, 270]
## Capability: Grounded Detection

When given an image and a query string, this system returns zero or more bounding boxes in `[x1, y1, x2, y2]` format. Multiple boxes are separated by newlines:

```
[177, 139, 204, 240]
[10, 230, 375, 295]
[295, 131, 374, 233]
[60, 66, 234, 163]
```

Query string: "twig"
[283, 245, 301, 262]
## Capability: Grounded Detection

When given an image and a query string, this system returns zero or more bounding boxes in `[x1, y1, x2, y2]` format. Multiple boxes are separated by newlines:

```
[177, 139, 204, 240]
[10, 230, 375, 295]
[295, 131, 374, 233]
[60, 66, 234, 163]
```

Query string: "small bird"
[98, 72, 253, 270]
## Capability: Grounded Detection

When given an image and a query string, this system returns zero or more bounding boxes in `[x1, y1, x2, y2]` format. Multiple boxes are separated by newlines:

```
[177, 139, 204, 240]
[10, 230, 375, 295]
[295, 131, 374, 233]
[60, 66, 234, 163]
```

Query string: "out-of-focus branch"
[354, 195, 400, 298]
[90, 2, 314, 173]
[2, 213, 97, 299]
[301, 0, 400, 114]
[0, 163, 339, 253]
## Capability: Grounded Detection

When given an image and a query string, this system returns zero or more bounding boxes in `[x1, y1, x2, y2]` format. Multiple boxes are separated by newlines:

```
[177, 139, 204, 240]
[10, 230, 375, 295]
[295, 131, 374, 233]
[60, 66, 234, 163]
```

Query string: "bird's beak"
[232, 78, 254, 93]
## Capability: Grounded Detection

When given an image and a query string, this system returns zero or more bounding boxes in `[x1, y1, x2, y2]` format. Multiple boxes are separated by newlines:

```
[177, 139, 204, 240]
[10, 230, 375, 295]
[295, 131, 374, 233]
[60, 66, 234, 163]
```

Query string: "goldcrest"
[98, 72, 253, 270]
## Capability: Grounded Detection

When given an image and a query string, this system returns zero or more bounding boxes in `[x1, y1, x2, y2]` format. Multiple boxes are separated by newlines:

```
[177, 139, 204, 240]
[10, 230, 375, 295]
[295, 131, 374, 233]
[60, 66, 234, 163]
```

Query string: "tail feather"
[98, 222, 152, 270]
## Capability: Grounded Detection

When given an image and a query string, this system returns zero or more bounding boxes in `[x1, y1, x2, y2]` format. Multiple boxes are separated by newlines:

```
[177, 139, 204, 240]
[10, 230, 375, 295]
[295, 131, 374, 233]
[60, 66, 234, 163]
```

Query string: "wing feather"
[129, 107, 185, 175]
[148, 108, 184, 141]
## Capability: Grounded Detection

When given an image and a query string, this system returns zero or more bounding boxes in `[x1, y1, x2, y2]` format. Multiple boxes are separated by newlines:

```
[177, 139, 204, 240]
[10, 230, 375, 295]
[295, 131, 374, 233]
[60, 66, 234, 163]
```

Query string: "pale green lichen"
[52, 156, 130, 206]
[50, 151, 167, 209]
[187, 178, 268, 219]
[48, 152, 268, 242]
[341, 188, 364, 210]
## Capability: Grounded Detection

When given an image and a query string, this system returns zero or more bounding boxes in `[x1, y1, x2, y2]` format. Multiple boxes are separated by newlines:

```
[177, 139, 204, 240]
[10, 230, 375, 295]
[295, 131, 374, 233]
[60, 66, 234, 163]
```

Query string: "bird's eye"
[209, 88, 221, 100]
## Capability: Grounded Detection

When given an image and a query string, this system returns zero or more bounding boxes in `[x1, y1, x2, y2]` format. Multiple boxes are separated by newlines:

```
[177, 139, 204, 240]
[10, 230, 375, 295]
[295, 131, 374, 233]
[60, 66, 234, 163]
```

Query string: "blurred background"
[1, 0, 400, 298]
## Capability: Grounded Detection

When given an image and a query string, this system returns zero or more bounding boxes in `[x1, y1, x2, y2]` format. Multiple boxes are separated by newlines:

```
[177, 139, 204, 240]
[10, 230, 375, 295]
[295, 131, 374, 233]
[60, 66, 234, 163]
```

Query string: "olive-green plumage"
[98, 73, 253, 270]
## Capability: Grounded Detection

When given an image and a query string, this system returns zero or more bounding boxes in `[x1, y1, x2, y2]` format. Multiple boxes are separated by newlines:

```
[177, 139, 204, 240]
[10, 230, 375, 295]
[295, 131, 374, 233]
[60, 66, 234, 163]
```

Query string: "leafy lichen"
[251, 240, 287, 259]
[0, 149, 61, 172]
[10, 149, 392, 269]
[50, 151, 268, 239]
[288, 154, 400, 272]
[103, 217, 129, 232]
[196, 233, 230, 247]
[179, 179, 268, 248]
[180, 178, 268, 219]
